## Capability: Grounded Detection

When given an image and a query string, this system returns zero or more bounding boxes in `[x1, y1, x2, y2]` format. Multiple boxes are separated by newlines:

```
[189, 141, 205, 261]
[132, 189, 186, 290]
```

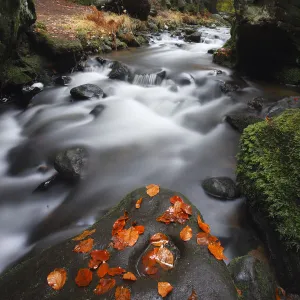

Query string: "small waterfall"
[133, 73, 158, 86]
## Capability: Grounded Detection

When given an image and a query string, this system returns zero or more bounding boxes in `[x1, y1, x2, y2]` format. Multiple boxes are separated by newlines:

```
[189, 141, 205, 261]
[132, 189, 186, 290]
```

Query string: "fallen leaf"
[237, 288, 242, 296]
[197, 215, 210, 233]
[150, 233, 169, 247]
[123, 272, 137, 281]
[180, 225, 193, 241]
[155, 246, 174, 270]
[97, 262, 109, 278]
[112, 212, 129, 236]
[94, 278, 116, 295]
[108, 267, 126, 276]
[146, 184, 160, 197]
[276, 287, 286, 300]
[158, 282, 173, 298]
[47, 268, 67, 291]
[142, 248, 159, 275]
[73, 238, 94, 253]
[188, 289, 198, 299]
[208, 241, 227, 260]
[196, 232, 210, 245]
[134, 225, 145, 234]
[115, 286, 131, 300]
[75, 268, 93, 287]
[112, 227, 140, 250]
[170, 195, 183, 204]
[135, 198, 143, 209]
[73, 229, 96, 241]
[89, 249, 110, 269]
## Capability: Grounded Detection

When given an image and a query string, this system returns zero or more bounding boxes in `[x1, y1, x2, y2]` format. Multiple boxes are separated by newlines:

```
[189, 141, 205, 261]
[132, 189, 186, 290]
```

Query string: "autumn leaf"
[237, 289, 242, 296]
[134, 225, 145, 234]
[123, 272, 137, 281]
[72, 229, 96, 241]
[158, 282, 173, 298]
[73, 238, 94, 253]
[89, 249, 110, 269]
[146, 184, 160, 197]
[47, 268, 67, 291]
[108, 267, 126, 276]
[197, 215, 210, 233]
[208, 241, 227, 260]
[155, 246, 174, 270]
[94, 278, 116, 295]
[112, 212, 129, 236]
[112, 227, 140, 250]
[188, 289, 198, 300]
[97, 262, 109, 278]
[196, 232, 210, 245]
[275, 287, 286, 300]
[115, 286, 131, 300]
[170, 195, 183, 204]
[150, 233, 169, 247]
[75, 268, 93, 287]
[142, 248, 159, 275]
[180, 225, 193, 241]
[135, 198, 143, 209]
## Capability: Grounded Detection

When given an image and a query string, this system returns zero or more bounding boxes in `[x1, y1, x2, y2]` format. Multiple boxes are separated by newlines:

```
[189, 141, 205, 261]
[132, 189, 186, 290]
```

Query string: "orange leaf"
[135, 198, 143, 209]
[158, 282, 173, 298]
[112, 227, 140, 250]
[97, 262, 109, 278]
[73, 229, 96, 241]
[73, 238, 94, 253]
[94, 278, 116, 295]
[115, 286, 131, 300]
[108, 267, 126, 276]
[75, 268, 93, 287]
[142, 248, 159, 275]
[146, 184, 160, 197]
[275, 287, 286, 300]
[91, 250, 110, 261]
[47, 268, 67, 291]
[237, 288, 242, 296]
[134, 225, 145, 234]
[197, 215, 210, 233]
[188, 289, 198, 299]
[170, 195, 183, 204]
[123, 272, 137, 281]
[150, 233, 169, 247]
[155, 246, 174, 270]
[180, 225, 193, 241]
[208, 241, 227, 260]
[196, 232, 210, 245]
[112, 212, 129, 236]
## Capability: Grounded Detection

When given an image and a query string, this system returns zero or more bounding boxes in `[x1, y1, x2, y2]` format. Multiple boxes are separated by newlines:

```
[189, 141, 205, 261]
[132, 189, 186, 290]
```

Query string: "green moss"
[237, 109, 300, 250]
[216, 0, 235, 14]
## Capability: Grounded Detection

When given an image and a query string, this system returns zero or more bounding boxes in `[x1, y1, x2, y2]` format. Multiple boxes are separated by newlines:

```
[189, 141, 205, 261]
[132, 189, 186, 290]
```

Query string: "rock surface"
[108, 61, 132, 81]
[70, 84, 104, 100]
[225, 112, 263, 133]
[0, 187, 239, 300]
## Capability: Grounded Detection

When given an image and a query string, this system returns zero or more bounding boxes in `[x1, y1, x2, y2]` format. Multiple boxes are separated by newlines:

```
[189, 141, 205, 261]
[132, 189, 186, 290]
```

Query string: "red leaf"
[123, 272, 137, 281]
[91, 250, 110, 261]
[115, 286, 131, 300]
[134, 225, 145, 234]
[197, 215, 210, 233]
[47, 268, 67, 291]
[180, 225, 193, 241]
[150, 233, 169, 247]
[112, 212, 129, 236]
[170, 195, 183, 204]
[75, 268, 93, 287]
[142, 248, 159, 275]
[97, 262, 109, 278]
[73, 238, 94, 253]
[158, 282, 173, 297]
[112, 227, 140, 250]
[73, 229, 96, 241]
[135, 198, 143, 209]
[94, 278, 116, 295]
[108, 267, 126, 276]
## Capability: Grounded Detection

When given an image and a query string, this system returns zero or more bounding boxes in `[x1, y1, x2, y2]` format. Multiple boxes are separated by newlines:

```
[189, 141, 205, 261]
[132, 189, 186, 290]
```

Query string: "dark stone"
[34, 174, 60, 192]
[55, 76, 72, 86]
[228, 255, 277, 300]
[225, 112, 263, 133]
[184, 32, 202, 43]
[177, 73, 195, 86]
[53, 147, 88, 180]
[90, 104, 105, 117]
[95, 57, 108, 65]
[108, 61, 132, 81]
[155, 70, 167, 85]
[248, 97, 264, 112]
[219, 81, 239, 94]
[149, 8, 158, 17]
[21, 82, 44, 103]
[208, 48, 218, 54]
[265, 96, 300, 118]
[0, 187, 239, 300]
[202, 177, 240, 200]
[123, 0, 151, 20]
[70, 84, 104, 100]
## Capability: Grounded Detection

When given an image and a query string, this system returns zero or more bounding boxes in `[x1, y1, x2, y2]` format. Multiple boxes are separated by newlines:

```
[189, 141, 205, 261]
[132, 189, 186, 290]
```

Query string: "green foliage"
[275, 67, 300, 86]
[216, 0, 234, 14]
[237, 109, 300, 250]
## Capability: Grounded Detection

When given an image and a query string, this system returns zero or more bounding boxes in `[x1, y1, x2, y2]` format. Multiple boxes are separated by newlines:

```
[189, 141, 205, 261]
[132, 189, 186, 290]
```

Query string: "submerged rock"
[248, 97, 264, 112]
[70, 84, 104, 100]
[202, 177, 240, 200]
[90, 104, 105, 117]
[228, 255, 277, 300]
[55, 76, 72, 86]
[0, 187, 238, 300]
[53, 147, 88, 180]
[225, 112, 263, 133]
[219, 81, 239, 94]
[184, 32, 202, 43]
[108, 61, 132, 81]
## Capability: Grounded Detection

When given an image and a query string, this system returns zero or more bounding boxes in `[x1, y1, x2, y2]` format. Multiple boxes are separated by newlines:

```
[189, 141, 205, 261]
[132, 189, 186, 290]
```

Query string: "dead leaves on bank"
[47, 268, 67, 291]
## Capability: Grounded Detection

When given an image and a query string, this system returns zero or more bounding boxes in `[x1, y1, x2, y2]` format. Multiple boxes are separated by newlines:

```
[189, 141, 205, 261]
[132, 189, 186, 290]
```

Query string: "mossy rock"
[237, 109, 300, 293]
[0, 187, 239, 300]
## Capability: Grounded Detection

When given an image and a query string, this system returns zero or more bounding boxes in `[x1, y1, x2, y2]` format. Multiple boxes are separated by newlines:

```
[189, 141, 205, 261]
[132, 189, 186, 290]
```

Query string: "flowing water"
[0, 26, 299, 273]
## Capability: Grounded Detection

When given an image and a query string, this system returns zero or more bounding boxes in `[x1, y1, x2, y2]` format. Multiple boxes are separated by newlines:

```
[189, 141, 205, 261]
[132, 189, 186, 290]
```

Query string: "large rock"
[237, 109, 300, 293]
[70, 84, 104, 100]
[184, 32, 202, 43]
[108, 61, 132, 81]
[0, 187, 239, 300]
[225, 112, 263, 133]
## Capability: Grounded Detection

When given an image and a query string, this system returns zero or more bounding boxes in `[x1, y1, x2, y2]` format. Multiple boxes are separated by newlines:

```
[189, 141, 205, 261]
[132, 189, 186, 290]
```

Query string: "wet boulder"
[202, 177, 240, 200]
[184, 32, 202, 43]
[53, 147, 88, 180]
[108, 61, 132, 82]
[225, 112, 263, 133]
[228, 255, 277, 300]
[219, 81, 239, 94]
[248, 97, 264, 112]
[55, 76, 72, 86]
[21, 82, 44, 104]
[70, 84, 104, 100]
[264, 96, 300, 118]
[0, 187, 239, 300]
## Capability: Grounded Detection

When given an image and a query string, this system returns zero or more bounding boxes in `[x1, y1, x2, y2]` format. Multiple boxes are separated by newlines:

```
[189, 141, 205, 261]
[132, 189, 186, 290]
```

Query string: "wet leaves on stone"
[97, 262, 109, 278]
[134, 225, 145, 234]
[135, 197, 143, 209]
[112, 212, 129, 236]
[108, 267, 126, 276]
[115, 286, 131, 300]
[112, 226, 140, 250]
[94, 278, 116, 295]
[158, 282, 173, 298]
[47, 268, 67, 291]
[75, 268, 93, 287]
[150, 233, 169, 247]
[208, 241, 227, 260]
[89, 249, 110, 269]
[197, 214, 210, 233]
[146, 184, 160, 197]
[123, 272, 137, 281]
[188, 289, 198, 299]
[73, 238, 94, 253]
[180, 225, 193, 241]
[72, 229, 96, 241]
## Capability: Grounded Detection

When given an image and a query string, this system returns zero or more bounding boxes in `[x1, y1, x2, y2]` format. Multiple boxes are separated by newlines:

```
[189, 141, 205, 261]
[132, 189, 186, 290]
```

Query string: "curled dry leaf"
[112, 227, 140, 250]
[112, 212, 129, 236]
[197, 215, 210, 233]
[146, 184, 160, 197]
[158, 282, 173, 298]
[108, 267, 126, 276]
[134, 225, 145, 234]
[180, 225, 193, 241]
[208, 241, 227, 260]
[73, 229, 96, 241]
[47, 268, 67, 291]
[97, 262, 109, 278]
[94, 278, 116, 295]
[188, 289, 198, 300]
[150, 233, 169, 247]
[73, 238, 94, 253]
[115, 286, 131, 300]
[123, 272, 137, 281]
[75, 268, 93, 287]
[135, 198, 143, 209]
